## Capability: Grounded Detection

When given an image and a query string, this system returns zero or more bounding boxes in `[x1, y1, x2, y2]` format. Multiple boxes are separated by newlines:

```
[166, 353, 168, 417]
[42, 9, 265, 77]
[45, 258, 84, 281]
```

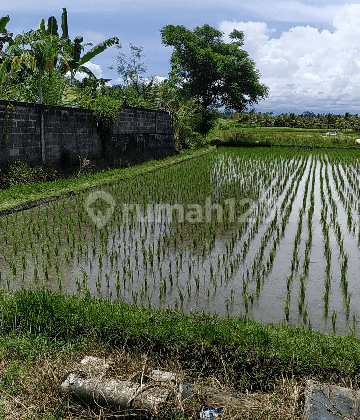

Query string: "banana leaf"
[0, 16, 10, 34]
[61, 8, 69, 40]
[79, 37, 119, 65]
[71, 36, 83, 69]
[77, 65, 97, 79]
[47, 16, 59, 37]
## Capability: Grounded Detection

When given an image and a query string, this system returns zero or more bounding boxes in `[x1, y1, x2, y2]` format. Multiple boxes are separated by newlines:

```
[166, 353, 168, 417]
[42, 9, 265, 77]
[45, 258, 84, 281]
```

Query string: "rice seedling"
[331, 311, 337, 333]
[1, 146, 360, 337]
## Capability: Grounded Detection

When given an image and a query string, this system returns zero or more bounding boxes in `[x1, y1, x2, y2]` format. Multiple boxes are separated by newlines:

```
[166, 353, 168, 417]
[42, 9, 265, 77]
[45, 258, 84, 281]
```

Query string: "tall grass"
[1, 288, 360, 392]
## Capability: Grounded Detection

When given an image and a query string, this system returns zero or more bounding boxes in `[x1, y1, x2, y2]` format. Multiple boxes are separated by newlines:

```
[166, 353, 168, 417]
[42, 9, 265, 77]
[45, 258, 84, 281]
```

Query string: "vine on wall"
[2, 103, 14, 152]
[92, 96, 122, 137]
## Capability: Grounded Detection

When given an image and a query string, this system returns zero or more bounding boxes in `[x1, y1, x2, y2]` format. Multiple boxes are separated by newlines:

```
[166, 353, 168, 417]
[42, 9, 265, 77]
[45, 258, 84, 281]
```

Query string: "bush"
[91, 96, 122, 135]
[185, 132, 208, 149]
[7, 159, 37, 185]
[3, 158, 59, 187]
[197, 109, 222, 134]
[215, 118, 239, 131]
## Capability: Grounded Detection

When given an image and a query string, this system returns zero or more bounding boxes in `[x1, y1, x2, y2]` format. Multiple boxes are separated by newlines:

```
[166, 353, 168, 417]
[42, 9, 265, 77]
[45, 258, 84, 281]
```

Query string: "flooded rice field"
[1, 147, 360, 336]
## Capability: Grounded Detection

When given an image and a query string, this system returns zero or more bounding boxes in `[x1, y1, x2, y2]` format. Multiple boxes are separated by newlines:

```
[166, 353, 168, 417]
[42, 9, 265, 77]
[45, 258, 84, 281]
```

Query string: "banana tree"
[59, 8, 119, 84]
[0, 15, 12, 61]
[8, 16, 70, 163]
[10, 28, 66, 104]
[0, 15, 12, 90]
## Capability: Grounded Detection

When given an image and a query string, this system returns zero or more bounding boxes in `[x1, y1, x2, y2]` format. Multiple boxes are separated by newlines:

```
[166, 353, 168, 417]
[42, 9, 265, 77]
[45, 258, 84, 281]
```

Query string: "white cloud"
[83, 31, 106, 44]
[150, 75, 167, 84]
[66, 62, 103, 82]
[81, 62, 103, 79]
[91, 74, 167, 87]
[219, 3, 360, 114]
[238, 0, 342, 25]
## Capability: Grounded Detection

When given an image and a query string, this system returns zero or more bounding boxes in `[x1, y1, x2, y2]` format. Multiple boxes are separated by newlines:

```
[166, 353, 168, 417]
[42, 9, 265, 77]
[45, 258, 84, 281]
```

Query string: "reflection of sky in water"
[2, 149, 360, 337]
[210, 153, 271, 201]
[122, 204, 172, 226]
[210, 154, 245, 198]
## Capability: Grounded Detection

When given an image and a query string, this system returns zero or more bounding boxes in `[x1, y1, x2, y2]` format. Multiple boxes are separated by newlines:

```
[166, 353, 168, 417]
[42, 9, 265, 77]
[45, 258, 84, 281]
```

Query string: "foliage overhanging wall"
[0, 100, 175, 166]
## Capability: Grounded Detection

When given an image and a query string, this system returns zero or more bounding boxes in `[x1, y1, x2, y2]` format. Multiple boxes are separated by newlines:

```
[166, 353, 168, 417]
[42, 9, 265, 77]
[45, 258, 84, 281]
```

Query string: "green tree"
[260, 112, 273, 127]
[146, 79, 179, 112]
[172, 98, 205, 149]
[108, 43, 159, 108]
[48, 8, 119, 84]
[4, 8, 119, 103]
[109, 43, 148, 91]
[335, 117, 345, 131]
[301, 111, 315, 119]
[348, 115, 360, 131]
[160, 24, 269, 119]
[0, 15, 15, 97]
[325, 113, 335, 130]
[0, 15, 16, 92]
[11, 25, 66, 104]
[310, 117, 321, 129]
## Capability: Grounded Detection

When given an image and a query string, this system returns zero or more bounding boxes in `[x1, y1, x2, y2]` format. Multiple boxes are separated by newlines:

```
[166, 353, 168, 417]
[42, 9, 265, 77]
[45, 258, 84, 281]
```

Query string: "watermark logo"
[85, 190, 116, 229]
[119, 198, 254, 225]
[85, 191, 255, 228]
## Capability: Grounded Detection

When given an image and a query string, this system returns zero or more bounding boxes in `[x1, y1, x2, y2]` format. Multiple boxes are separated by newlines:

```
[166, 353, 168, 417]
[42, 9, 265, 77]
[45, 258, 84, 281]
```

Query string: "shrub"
[5, 158, 59, 187]
[184, 132, 208, 149]
[91, 96, 122, 136]
[8, 159, 36, 185]
[215, 118, 239, 131]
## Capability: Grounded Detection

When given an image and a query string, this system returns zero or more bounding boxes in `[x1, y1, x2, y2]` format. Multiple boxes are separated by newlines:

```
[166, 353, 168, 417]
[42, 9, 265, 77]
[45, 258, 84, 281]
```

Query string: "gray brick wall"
[0, 101, 175, 167]
[109, 106, 174, 159]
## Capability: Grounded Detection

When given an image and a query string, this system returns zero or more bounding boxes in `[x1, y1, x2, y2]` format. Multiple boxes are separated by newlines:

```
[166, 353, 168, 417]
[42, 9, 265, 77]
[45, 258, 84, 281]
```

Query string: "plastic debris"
[199, 406, 224, 419]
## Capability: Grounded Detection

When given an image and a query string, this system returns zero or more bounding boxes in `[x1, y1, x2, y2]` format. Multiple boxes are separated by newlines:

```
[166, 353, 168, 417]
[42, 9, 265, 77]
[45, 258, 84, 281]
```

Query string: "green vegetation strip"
[1, 289, 360, 391]
[0, 147, 215, 213]
[208, 126, 360, 148]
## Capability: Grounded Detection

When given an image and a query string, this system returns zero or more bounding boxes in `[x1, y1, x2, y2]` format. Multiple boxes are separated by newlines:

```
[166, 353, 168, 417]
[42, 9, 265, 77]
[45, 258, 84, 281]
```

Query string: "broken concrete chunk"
[149, 369, 181, 382]
[304, 379, 360, 420]
[60, 357, 170, 412]
[60, 356, 247, 414]
[61, 374, 171, 412]
[78, 355, 112, 377]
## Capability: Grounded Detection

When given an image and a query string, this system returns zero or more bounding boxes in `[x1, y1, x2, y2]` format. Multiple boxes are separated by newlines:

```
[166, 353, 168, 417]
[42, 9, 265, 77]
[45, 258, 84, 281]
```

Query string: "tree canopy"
[160, 24, 269, 112]
[0, 8, 119, 104]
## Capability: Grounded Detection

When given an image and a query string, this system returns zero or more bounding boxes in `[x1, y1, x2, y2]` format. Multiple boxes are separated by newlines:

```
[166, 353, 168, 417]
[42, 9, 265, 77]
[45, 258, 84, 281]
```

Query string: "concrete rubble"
[60, 356, 246, 415]
[305, 380, 360, 419]
[61, 357, 360, 418]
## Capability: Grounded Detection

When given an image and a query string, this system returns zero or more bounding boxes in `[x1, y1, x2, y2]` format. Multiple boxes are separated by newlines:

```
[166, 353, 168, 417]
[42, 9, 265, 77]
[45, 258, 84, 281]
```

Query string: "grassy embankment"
[1, 137, 360, 419]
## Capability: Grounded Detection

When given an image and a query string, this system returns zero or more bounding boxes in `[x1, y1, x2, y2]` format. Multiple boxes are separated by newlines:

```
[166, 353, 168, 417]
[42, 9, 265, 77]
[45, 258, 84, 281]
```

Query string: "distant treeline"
[232, 111, 360, 130]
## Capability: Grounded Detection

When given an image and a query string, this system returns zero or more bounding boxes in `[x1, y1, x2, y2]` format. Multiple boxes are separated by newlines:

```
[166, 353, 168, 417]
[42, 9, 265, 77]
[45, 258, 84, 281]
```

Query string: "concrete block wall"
[0, 100, 175, 167]
[0, 101, 41, 164]
[109, 106, 174, 159]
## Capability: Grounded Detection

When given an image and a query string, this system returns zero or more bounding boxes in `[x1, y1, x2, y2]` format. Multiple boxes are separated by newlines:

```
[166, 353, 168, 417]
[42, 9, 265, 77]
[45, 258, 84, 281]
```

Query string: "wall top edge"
[0, 100, 172, 116]
[120, 105, 172, 115]
[0, 99, 94, 113]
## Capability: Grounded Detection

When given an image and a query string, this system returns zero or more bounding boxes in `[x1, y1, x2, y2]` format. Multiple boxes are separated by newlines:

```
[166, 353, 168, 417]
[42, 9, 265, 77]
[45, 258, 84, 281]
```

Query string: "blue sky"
[1, 0, 360, 116]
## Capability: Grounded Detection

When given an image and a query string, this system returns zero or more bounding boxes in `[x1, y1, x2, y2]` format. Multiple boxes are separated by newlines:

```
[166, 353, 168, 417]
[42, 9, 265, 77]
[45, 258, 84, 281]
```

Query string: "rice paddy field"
[1, 146, 360, 338]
